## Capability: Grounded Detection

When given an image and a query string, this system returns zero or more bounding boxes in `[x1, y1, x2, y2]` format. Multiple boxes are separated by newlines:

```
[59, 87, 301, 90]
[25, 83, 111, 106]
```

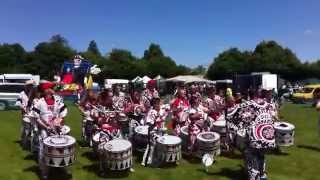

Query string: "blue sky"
[0, 0, 319, 66]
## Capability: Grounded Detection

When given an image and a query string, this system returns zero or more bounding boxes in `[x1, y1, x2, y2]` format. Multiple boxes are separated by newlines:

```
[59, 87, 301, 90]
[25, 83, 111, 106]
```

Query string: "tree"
[87, 40, 101, 56]
[108, 49, 137, 61]
[0, 43, 27, 73]
[25, 35, 75, 79]
[143, 43, 164, 60]
[207, 48, 251, 80]
[191, 65, 206, 75]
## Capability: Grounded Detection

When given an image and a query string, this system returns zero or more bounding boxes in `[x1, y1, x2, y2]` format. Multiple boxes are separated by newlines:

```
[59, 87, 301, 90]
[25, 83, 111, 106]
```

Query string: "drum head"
[104, 139, 131, 152]
[134, 126, 148, 135]
[197, 132, 220, 142]
[274, 122, 295, 130]
[157, 135, 181, 145]
[212, 120, 226, 127]
[44, 135, 75, 147]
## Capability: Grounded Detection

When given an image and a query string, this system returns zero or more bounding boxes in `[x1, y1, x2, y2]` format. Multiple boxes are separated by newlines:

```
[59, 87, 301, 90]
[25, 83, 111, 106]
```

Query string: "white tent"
[154, 75, 164, 80]
[166, 75, 215, 84]
[142, 75, 151, 83]
[132, 76, 143, 82]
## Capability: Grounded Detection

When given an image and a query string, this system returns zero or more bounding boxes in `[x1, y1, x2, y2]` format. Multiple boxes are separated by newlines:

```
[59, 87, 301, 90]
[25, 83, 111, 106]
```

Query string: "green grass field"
[1, 103, 320, 180]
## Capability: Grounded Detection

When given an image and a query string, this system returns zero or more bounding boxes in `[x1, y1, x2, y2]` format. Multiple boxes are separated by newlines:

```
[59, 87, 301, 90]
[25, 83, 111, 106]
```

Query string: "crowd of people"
[16, 78, 280, 180]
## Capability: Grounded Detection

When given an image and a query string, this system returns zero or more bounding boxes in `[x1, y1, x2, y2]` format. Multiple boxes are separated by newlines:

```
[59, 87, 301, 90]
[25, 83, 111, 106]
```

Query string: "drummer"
[227, 89, 275, 180]
[187, 95, 209, 154]
[16, 80, 35, 148]
[142, 97, 167, 167]
[125, 90, 146, 121]
[32, 81, 68, 180]
[78, 89, 98, 142]
[112, 84, 126, 111]
[204, 86, 224, 122]
[170, 84, 190, 135]
[142, 80, 159, 111]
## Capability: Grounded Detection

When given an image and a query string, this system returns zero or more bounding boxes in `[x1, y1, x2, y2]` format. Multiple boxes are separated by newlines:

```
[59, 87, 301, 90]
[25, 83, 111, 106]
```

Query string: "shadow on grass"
[82, 163, 130, 179]
[222, 151, 243, 160]
[81, 151, 98, 161]
[268, 148, 290, 156]
[24, 165, 72, 180]
[182, 154, 201, 164]
[297, 145, 320, 152]
[197, 165, 247, 180]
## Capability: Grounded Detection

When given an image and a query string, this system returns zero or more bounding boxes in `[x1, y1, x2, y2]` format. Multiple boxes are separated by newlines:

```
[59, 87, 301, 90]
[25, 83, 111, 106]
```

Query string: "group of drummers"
[16, 79, 295, 180]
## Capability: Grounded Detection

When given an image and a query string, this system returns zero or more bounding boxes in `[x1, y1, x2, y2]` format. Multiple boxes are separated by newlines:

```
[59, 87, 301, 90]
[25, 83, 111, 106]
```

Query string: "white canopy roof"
[142, 76, 151, 83]
[166, 75, 215, 84]
[154, 75, 164, 80]
[132, 76, 143, 82]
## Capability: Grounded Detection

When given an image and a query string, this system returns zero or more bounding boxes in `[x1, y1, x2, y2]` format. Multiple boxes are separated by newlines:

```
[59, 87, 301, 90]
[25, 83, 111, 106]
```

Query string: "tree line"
[207, 41, 319, 81]
[0, 35, 319, 83]
[0, 35, 205, 84]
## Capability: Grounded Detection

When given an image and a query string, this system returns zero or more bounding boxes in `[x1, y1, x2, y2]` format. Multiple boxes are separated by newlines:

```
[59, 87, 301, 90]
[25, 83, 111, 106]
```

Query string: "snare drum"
[156, 135, 181, 163]
[274, 122, 295, 146]
[103, 139, 132, 171]
[211, 120, 227, 152]
[211, 120, 226, 134]
[134, 125, 149, 152]
[196, 132, 220, 158]
[179, 126, 189, 153]
[43, 135, 76, 167]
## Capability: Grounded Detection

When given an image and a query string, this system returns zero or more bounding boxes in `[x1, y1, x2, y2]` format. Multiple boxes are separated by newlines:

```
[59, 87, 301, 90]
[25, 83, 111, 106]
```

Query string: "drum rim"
[212, 120, 226, 126]
[157, 135, 182, 145]
[134, 125, 149, 135]
[104, 139, 132, 152]
[43, 135, 76, 147]
[274, 121, 295, 130]
[197, 132, 220, 141]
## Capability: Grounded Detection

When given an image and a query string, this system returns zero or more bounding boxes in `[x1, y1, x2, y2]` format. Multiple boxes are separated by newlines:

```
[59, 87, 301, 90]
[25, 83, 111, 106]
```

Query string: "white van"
[0, 74, 39, 110]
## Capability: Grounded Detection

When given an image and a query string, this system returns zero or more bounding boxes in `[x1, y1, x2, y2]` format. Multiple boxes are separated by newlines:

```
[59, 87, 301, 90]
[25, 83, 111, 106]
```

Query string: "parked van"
[0, 74, 39, 110]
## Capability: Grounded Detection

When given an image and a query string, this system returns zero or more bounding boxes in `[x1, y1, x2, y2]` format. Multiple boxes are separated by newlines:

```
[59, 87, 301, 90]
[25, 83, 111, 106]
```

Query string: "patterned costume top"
[226, 100, 276, 150]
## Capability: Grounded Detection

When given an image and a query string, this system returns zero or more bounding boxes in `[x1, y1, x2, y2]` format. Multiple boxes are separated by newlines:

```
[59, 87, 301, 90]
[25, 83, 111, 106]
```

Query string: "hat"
[101, 124, 113, 132]
[39, 80, 55, 91]
[25, 80, 35, 86]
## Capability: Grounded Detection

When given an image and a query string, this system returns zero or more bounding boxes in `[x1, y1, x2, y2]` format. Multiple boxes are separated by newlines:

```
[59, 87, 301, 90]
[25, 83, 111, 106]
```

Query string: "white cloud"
[304, 29, 313, 35]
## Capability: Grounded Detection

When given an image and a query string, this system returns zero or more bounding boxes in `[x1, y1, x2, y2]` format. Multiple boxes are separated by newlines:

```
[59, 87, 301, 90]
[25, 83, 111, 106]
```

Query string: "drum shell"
[179, 126, 189, 153]
[156, 136, 182, 163]
[133, 126, 149, 152]
[275, 128, 295, 146]
[43, 136, 76, 167]
[103, 140, 133, 171]
[196, 132, 220, 158]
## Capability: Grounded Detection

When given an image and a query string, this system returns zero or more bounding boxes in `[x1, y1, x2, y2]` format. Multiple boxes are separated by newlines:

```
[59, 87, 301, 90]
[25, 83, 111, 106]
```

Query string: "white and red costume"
[188, 105, 208, 152]
[171, 97, 190, 135]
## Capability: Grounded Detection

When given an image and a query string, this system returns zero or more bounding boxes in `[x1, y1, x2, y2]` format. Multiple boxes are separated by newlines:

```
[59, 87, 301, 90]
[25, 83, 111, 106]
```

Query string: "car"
[292, 84, 320, 103]
[0, 83, 25, 110]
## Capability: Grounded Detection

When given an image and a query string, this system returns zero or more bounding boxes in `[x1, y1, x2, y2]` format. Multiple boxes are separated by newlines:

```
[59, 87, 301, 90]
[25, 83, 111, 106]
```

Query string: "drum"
[211, 120, 227, 152]
[196, 132, 220, 158]
[118, 113, 129, 136]
[179, 126, 189, 153]
[133, 125, 149, 152]
[103, 139, 132, 171]
[274, 122, 295, 146]
[43, 135, 76, 167]
[211, 120, 226, 134]
[156, 135, 181, 163]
